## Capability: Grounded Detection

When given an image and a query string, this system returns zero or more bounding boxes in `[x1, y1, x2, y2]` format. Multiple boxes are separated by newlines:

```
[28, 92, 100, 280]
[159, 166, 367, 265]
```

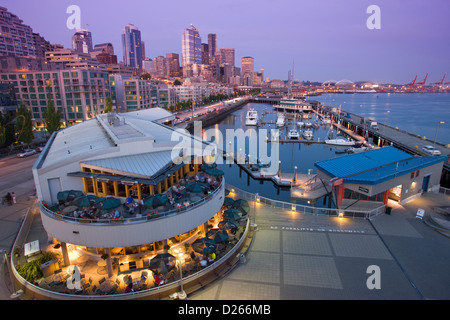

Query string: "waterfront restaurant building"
[32, 107, 224, 278]
[315, 146, 447, 208]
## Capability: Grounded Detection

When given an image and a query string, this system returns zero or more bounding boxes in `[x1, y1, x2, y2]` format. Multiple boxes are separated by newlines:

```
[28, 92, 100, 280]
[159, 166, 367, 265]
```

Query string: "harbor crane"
[431, 73, 446, 86]
[405, 75, 417, 86]
[416, 73, 428, 86]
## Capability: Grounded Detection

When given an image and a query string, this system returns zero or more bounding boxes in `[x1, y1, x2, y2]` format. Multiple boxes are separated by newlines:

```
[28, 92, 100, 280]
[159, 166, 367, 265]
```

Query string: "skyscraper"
[241, 56, 255, 86]
[207, 34, 217, 64]
[219, 48, 235, 67]
[0, 7, 36, 57]
[166, 53, 181, 77]
[181, 24, 202, 68]
[122, 24, 143, 69]
[72, 29, 93, 54]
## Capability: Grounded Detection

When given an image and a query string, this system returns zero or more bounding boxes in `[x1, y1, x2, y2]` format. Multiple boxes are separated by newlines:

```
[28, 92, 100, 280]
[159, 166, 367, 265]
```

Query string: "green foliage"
[43, 99, 62, 135]
[15, 103, 33, 146]
[15, 251, 57, 282]
[104, 97, 113, 113]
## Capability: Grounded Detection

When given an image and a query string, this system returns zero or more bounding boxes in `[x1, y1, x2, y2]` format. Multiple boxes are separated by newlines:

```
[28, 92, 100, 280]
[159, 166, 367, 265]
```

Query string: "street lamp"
[433, 121, 445, 150]
[177, 251, 187, 300]
[384, 110, 390, 132]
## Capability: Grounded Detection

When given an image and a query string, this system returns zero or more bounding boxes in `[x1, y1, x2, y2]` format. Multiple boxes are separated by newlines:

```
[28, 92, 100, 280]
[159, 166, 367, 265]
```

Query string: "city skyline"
[1, 0, 449, 84]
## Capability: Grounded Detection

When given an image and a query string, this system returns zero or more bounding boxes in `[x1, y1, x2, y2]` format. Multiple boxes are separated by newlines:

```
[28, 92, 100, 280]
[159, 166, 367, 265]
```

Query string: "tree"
[0, 110, 15, 147]
[173, 79, 182, 86]
[104, 97, 113, 113]
[140, 73, 152, 81]
[15, 103, 33, 147]
[43, 99, 62, 136]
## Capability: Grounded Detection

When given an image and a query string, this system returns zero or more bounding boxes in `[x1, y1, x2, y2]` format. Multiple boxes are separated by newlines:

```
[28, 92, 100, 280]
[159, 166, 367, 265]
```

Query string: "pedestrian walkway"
[191, 192, 450, 300]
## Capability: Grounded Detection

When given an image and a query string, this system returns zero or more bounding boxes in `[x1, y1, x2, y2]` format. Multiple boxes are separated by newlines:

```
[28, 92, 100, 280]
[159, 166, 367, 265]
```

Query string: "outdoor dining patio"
[47, 165, 225, 223]
[30, 192, 251, 297]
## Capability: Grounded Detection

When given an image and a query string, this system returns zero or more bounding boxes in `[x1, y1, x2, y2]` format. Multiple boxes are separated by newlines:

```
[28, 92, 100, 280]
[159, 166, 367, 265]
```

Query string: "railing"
[439, 186, 450, 196]
[226, 183, 385, 220]
[10, 215, 250, 300]
[40, 181, 224, 226]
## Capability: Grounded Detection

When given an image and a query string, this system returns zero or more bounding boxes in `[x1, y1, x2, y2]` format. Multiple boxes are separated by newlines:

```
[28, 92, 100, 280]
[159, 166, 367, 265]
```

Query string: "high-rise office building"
[241, 56, 255, 86]
[166, 53, 181, 77]
[207, 34, 217, 64]
[0, 7, 36, 57]
[201, 43, 209, 65]
[181, 24, 202, 68]
[72, 29, 93, 54]
[219, 48, 235, 67]
[122, 24, 143, 69]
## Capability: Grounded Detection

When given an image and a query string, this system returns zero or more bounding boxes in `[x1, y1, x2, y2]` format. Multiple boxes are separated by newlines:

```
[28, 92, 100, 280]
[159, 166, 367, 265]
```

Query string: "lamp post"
[177, 252, 187, 300]
[433, 121, 445, 151]
[384, 110, 390, 132]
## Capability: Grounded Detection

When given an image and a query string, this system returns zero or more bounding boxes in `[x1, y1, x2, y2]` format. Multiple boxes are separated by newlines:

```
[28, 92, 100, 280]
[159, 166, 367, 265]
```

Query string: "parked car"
[36, 146, 44, 152]
[17, 149, 37, 158]
[422, 145, 441, 156]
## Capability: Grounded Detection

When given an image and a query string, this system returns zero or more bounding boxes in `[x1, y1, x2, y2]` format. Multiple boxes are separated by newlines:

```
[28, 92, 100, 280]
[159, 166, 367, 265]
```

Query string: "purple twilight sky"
[3, 0, 450, 84]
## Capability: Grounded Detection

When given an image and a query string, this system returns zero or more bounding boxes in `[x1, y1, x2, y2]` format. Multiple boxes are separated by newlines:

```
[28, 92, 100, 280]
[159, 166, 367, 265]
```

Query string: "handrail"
[11, 216, 250, 300]
[40, 181, 224, 226]
[226, 183, 385, 219]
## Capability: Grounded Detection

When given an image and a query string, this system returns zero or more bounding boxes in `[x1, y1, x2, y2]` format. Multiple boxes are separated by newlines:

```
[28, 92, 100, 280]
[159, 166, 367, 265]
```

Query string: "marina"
[198, 94, 449, 206]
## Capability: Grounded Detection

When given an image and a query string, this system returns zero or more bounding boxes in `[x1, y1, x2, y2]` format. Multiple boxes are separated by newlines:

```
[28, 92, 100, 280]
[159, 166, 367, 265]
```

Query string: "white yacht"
[287, 129, 300, 139]
[245, 108, 258, 126]
[321, 115, 331, 125]
[304, 121, 312, 128]
[297, 121, 305, 128]
[276, 113, 285, 127]
[325, 137, 354, 146]
[303, 129, 313, 140]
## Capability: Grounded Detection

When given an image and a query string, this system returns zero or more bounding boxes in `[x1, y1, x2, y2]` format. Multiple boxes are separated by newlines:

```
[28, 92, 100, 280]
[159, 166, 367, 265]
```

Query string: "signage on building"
[358, 186, 369, 193]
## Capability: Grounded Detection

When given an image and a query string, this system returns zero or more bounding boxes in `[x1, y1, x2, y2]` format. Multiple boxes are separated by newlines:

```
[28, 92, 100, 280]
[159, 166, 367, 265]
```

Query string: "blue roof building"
[315, 147, 447, 206]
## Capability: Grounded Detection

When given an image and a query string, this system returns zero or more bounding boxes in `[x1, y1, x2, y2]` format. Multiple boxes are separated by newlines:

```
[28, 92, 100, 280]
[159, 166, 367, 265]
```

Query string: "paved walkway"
[2, 188, 449, 300]
[191, 192, 450, 300]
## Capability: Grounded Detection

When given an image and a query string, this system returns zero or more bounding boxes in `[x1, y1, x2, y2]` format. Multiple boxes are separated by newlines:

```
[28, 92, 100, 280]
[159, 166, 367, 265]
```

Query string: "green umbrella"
[97, 197, 121, 210]
[223, 208, 241, 221]
[144, 194, 168, 208]
[149, 253, 176, 274]
[57, 190, 83, 201]
[72, 195, 92, 208]
[232, 199, 250, 215]
[185, 181, 208, 193]
[205, 168, 224, 177]
[206, 228, 229, 243]
[200, 163, 217, 170]
[224, 197, 235, 206]
[192, 238, 217, 255]
[218, 220, 239, 232]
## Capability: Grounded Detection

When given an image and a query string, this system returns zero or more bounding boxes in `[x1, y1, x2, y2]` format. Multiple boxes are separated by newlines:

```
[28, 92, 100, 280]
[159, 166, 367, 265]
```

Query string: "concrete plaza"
[191, 192, 450, 300]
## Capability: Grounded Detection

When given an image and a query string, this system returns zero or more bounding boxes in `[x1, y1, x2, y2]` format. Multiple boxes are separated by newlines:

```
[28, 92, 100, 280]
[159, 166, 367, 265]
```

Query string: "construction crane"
[431, 73, 446, 86]
[416, 73, 428, 86]
[405, 75, 417, 86]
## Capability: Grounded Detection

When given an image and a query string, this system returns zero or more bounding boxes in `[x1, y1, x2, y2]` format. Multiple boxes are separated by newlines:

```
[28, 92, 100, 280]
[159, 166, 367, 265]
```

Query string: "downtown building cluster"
[0, 7, 264, 129]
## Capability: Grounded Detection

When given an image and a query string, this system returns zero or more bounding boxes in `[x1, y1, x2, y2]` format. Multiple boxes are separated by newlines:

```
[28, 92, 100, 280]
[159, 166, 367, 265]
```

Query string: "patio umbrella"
[72, 195, 100, 208]
[57, 190, 83, 201]
[218, 220, 239, 232]
[192, 238, 216, 255]
[149, 253, 176, 274]
[224, 197, 235, 206]
[206, 228, 229, 243]
[143, 194, 168, 208]
[232, 199, 250, 215]
[185, 181, 208, 193]
[223, 208, 242, 221]
[200, 163, 217, 170]
[96, 197, 121, 210]
[204, 168, 224, 177]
